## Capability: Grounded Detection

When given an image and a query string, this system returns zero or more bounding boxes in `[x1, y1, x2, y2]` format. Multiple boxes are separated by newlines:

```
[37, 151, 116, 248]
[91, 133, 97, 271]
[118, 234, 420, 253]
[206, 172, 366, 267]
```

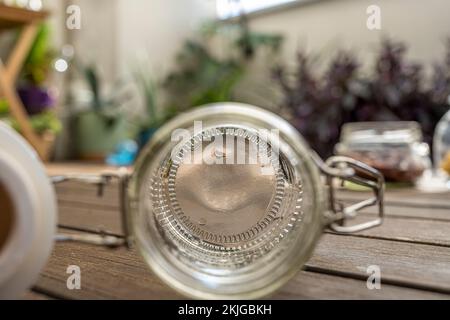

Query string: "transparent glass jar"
[433, 109, 450, 178]
[336, 122, 430, 183]
[0, 103, 385, 299]
[126, 103, 384, 299]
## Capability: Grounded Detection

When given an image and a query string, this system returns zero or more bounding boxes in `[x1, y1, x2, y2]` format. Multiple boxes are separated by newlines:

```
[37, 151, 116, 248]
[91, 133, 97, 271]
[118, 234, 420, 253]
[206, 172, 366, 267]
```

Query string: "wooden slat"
[34, 233, 449, 300]
[277, 270, 449, 300]
[21, 290, 53, 300]
[338, 189, 450, 209]
[55, 182, 120, 210]
[39, 163, 450, 299]
[35, 240, 183, 300]
[347, 202, 450, 222]
[58, 204, 122, 235]
[54, 182, 450, 247]
[329, 215, 450, 247]
[6, 22, 39, 83]
[58, 205, 450, 249]
[0, 5, 48, 30]
[53, 182, 450, 222]
[308, 234, 450, 294]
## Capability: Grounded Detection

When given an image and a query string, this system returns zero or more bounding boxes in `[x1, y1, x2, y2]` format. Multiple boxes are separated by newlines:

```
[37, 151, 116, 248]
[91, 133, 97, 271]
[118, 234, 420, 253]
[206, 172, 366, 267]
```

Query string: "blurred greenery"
[133, 64, 164, 129]
[1, 111, 62, 135]
[0, 23, 62, 137]
[0, 99, 8, 114]
[77, 63, 132, 127]
[22, 23, 56, 86]
[163, 17, 283, 115]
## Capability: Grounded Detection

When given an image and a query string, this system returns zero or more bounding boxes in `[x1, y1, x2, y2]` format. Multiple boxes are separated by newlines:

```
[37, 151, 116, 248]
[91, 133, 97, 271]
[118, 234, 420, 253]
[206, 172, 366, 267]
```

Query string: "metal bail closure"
[312, 153, 385, 233]
[52, 169, 132, 248]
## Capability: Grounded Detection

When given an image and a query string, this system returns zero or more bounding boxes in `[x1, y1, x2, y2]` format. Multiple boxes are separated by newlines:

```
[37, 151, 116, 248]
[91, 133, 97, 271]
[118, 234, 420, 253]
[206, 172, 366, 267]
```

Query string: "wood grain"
[21, 290, 52, 300]
[34, 230, 450, 300]
[309, 234, 450, 294]
[0, 5, 48, 30]
[31, 164, 450, 299]
[339, 189, 450, 209]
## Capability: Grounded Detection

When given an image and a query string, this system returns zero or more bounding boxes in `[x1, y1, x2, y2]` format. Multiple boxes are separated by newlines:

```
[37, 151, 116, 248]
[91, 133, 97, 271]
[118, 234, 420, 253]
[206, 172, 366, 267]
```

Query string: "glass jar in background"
[336, 122, 431, 184]
[433, 109, 450, 180]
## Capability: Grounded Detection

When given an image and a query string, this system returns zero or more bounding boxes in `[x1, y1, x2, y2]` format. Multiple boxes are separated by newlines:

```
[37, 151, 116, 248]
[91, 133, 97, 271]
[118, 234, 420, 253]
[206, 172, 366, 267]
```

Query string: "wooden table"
[26, 164, 450, 299]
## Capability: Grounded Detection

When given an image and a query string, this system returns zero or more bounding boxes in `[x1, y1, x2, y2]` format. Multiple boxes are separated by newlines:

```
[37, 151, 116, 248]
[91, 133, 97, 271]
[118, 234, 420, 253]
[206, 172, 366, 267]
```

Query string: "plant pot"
[74, 111, 127, 161]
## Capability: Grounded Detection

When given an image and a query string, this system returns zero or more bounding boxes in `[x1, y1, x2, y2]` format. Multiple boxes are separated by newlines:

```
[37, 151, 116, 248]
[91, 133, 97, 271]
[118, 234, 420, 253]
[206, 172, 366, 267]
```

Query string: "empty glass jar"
[0, 103, 385, 299]
[126, 103, 384, 299]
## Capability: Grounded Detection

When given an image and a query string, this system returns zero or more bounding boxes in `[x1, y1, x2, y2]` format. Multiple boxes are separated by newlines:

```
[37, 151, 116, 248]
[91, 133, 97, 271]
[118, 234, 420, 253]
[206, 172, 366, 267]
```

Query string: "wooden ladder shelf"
[0, 4, 51, 160]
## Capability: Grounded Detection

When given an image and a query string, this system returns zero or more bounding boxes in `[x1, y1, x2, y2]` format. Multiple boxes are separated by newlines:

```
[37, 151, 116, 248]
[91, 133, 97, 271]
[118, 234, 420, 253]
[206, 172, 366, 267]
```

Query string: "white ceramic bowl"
[0, 122, 56, 299]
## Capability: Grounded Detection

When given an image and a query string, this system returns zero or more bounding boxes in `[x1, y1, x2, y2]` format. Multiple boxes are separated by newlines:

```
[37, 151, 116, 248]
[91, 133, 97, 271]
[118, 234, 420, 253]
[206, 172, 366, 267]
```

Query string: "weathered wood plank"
[329, 215, 450, 247]
[346, 202, 450, 222]
[276, 271, 449, 300]
[46, 163, 450, 208]
[308, 234, 450, 294]
[21, 290, 53, 300]
[56, 195, 450, 248]
[34, 240, 184, 300]
[42, 163, 450, 299]
[58, 204, 122, 235]
[34, 233, 449, 300]
[55, 182, 120, 211]
[54, 182, 450, 227]
[338, 189, 450, 209]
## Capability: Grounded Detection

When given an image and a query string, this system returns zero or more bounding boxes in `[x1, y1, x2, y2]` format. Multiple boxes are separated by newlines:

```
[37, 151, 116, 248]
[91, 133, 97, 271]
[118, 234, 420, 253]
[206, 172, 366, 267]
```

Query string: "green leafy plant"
[164, 16, 283, 112]
[133, 64, 166, 130]
[78, 64, 131, 127]
[1, 110, 62, 135]
[22, 23, 56, 86]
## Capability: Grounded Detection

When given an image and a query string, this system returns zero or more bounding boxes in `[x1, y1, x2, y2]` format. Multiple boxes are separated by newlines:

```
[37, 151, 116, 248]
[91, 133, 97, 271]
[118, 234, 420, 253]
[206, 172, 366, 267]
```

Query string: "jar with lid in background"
[433, 109, 450, 181]
[335, 122, 431, 184]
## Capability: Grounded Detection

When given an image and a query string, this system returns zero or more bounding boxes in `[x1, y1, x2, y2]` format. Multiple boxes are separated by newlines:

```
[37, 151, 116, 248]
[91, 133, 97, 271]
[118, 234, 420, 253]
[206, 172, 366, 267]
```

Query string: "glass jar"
[126, 103, 384, 299]
[433, 109, 450, 179]
[336, 122, 431, 184]
[0, 103, 385, 299]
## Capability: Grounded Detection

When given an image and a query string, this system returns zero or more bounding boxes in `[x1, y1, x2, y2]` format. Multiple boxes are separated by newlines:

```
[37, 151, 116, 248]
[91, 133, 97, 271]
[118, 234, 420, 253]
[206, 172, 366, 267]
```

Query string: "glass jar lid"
[340, 121, 423, 146]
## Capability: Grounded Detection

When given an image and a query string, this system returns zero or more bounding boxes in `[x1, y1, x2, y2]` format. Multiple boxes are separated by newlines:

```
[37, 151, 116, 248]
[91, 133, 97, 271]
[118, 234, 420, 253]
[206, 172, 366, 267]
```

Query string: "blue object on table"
[106, 139, 138, 166]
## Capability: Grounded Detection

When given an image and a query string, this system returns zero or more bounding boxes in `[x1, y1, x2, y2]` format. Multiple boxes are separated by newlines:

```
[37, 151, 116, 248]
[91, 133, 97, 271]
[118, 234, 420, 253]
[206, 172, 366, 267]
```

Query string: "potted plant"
[163, 17, 283, 112]
[133, 63, 168, 148]
[19, 23, 56, 115]
[0, 23, 62, 154]
[73, 64, 130, 160]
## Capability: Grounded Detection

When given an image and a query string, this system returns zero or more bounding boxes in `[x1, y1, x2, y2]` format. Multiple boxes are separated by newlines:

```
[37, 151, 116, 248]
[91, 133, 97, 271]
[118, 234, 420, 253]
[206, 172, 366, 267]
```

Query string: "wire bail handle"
[312, 152, 385, 233]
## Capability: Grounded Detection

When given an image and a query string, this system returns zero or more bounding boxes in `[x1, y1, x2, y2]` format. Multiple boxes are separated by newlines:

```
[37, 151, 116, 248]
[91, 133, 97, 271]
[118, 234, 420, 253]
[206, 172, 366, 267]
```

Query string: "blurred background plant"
[131, 16, 283, 149]
[0, 23, 61, 136]
[274, 38, 450, 158]
[132, 59, 168, 148]
[164, 16, 283, 112]
[71, 63, 134, 160]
